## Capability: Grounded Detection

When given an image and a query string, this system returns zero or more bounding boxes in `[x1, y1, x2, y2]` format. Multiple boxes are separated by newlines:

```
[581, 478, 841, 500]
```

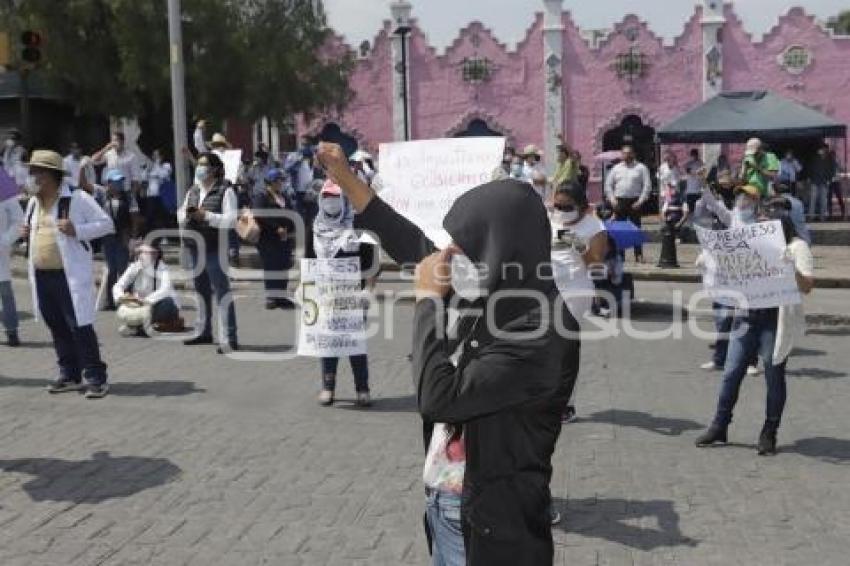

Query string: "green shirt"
[742, 152, 780, 197]
[552, 158, 577, 188]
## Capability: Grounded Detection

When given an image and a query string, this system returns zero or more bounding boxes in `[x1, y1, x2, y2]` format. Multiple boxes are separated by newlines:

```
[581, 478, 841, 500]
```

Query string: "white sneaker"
[700, 361, 721, 371]
[747, 365, 761, 376]
[118, 325, 135, 337]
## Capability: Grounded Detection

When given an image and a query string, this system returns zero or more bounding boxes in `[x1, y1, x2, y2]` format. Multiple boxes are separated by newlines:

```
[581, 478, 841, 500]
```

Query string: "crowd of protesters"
[0, 117, 836, 566]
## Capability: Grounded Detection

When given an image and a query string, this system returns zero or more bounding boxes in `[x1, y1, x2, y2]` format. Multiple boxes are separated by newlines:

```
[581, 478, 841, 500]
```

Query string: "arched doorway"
[316, 123, 358, 157]
[453, 118, 502, 138]
[602, 114, 658, 212]
[602, 114, 656, 166]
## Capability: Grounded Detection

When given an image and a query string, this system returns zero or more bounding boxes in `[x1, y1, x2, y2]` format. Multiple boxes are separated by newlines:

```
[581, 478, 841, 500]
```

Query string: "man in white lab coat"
[0, 168, 24, 346]
[22, 150, 115, 398]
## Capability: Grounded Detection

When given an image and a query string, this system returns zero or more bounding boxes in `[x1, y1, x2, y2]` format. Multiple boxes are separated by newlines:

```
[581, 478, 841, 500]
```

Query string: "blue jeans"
[321, 355, 369, 392]
[425, 489, 465, 566]
[189, 247, 237, 343]
[712, 303, 734, 367]
[35, 270, 107, 385]
[0, 280, 18, 333]
[713, 308, 787, 429]
[101, 234, 129, 309]
[256, 237, 292, 295]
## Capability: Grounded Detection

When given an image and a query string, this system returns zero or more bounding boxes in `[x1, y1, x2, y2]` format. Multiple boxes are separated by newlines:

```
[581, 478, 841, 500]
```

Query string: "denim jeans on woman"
[425, 489, 465, 566]
[712, 308, 787, 429]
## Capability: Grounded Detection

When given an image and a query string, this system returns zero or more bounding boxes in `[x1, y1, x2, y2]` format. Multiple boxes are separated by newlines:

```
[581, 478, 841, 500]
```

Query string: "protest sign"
[297, 257, 367, 358]
[696, 220, 800, 309]
[378, 137, 505, 249]
[221, 149, 243, 184]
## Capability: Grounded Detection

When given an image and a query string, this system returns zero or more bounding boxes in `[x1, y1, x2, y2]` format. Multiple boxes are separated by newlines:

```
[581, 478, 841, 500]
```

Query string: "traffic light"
[20, 30, 42, 65]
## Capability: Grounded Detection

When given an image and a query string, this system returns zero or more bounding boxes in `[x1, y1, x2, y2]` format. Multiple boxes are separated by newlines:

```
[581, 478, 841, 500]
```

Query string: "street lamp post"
[167, 0, 188, 205]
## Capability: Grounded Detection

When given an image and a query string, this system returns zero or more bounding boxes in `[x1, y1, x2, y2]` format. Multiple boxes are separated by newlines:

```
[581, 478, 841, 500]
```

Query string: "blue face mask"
[195, 165, 211, 183]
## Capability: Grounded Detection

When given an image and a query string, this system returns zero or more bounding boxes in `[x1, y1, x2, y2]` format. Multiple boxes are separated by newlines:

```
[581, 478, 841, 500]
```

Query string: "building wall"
[301, 4, 850, 167]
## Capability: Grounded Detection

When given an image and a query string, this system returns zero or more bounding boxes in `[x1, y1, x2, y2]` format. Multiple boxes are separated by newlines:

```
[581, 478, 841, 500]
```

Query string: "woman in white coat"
[22, 150, 115, 399]
[0, 187, 24, 346]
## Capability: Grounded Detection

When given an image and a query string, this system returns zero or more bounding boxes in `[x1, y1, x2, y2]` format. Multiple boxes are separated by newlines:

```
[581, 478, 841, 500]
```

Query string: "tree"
[3, 0, 352, 125]
[826, 11, 850, 35]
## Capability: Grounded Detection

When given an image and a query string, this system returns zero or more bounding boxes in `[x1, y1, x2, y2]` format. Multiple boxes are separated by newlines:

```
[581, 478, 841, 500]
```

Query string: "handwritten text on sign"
[297, 258, 367, 358]
[378, 137, 506, 249]
[696, 221, 800, 309]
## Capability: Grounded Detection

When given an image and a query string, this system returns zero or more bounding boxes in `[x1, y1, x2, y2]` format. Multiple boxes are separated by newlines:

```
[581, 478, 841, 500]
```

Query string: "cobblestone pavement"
[1, 278, 849, 566]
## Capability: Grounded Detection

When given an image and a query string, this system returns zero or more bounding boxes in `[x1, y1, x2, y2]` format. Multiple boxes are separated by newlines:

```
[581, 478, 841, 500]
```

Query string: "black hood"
[443, 179, 555, 326]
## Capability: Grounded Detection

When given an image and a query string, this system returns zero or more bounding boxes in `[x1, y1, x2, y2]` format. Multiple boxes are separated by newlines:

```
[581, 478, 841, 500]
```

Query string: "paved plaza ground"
[1, 277, 849, 565]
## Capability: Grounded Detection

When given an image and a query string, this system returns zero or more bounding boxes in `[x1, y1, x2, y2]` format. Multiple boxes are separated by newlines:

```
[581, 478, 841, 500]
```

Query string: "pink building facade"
[301, 1, 850, 185]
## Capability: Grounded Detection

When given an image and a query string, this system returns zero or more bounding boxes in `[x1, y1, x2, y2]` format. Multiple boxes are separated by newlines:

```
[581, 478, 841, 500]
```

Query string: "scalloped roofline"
[724, 3, 850, 46]
[328, 3, 850, 61]
[585, 8, 701, 53]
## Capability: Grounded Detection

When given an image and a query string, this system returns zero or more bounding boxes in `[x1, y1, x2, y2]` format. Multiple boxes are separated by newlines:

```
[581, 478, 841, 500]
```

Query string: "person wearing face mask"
[509, 155, 526, 181]
[551, 140, 576, 188]
[99, 170, 133, 311]
[178, 152, 239, 353]
[252, 168, 296, 310]
[550, 183, 608, 423]
[604, 145, 651, 263]
[21, 150, 114, 398]
[521, 145, 545, 182]
[91, 132, 141, 195]
[112, 243, 183, 336]
[695, 184, 763, 376]
[696, 206, 815, 456]
[313, 180, 376, 407]
[0, 165, 24, 346]
[141, 149, 172, 240]
[317, 141, 579, 566]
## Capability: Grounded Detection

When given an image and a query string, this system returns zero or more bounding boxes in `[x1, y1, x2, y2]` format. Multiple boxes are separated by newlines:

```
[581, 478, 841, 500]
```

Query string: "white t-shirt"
[98, 149, 141, 191]
[63, 155, 83, 187]
[684, 158, 705, 195]
[146, 162, 172, 198]
[551, 214, 606, 320]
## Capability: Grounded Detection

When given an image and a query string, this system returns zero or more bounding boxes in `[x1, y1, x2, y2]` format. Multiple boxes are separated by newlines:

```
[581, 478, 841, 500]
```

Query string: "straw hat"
[210, 133, 231, 148]
[522, 144, 542, 158]
[27, 150, 66, 173]
[735, 184, 761, 198]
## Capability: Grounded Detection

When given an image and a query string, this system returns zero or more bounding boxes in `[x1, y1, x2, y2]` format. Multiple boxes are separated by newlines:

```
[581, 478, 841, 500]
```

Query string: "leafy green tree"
[827, 11, 850, 35]
[4, 0, 352, 124]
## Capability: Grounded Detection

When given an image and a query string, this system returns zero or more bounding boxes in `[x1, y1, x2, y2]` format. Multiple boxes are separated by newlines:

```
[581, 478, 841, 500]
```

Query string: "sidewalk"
[9, 238, 850, 289]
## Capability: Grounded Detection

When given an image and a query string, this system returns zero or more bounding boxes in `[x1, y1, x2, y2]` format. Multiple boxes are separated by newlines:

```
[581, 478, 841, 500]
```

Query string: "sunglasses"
[554, 204, 577, 213]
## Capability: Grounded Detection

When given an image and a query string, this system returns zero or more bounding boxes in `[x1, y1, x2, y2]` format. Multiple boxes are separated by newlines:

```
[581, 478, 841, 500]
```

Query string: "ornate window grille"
[462, 57, 492, 84]
[779, 46, 812, 75]
[615, 48, 648, 81]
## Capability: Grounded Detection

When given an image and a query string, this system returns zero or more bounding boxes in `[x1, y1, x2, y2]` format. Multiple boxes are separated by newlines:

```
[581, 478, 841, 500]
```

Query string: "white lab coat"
[112, 259, 179, 309]
[0, 196, 24, 281]
[25, 184, 115, 326]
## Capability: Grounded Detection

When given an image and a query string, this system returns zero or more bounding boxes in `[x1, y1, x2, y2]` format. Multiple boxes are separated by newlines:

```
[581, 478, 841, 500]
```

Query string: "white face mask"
[321, 197, 343, 216]
[553, 210, 580, 225]
[734, 196, 757, 224]
[24, 175, 41, 195]
[450, 254, 485, 300]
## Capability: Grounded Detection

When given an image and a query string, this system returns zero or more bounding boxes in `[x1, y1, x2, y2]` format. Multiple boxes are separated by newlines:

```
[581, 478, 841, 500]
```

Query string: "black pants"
[614, 197, 643, 259]
[35, 270, 107, 385]
[256, 237, 292, 294]
[141, 196, 169, 240]
[828, 181, 846, 218]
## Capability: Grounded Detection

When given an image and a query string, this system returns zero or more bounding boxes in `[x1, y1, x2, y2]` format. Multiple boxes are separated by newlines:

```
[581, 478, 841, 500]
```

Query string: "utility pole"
[167, 0, 189, 205]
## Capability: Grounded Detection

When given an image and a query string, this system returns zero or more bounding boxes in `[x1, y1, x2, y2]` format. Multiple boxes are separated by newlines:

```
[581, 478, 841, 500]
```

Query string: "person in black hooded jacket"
[317, 142, 580, 566]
